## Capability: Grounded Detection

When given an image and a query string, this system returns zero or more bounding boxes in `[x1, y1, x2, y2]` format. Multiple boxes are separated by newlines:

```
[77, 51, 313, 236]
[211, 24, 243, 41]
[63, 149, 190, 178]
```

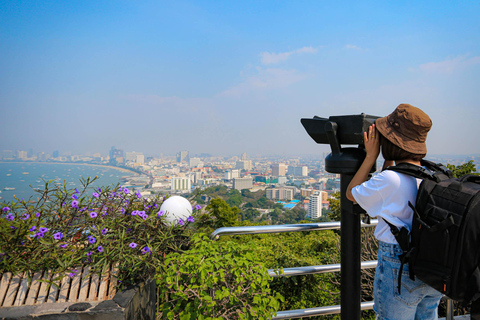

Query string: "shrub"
[0, 177, 196, 288]
[157, 234, 283, 320]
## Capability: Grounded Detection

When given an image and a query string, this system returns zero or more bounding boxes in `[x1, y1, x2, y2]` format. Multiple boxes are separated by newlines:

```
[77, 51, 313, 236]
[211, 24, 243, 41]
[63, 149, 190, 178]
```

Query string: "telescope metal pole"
[340, 173, 361, 319]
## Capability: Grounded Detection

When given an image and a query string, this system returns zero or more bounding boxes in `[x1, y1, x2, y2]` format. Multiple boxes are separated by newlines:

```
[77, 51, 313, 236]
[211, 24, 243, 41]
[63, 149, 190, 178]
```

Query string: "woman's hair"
[380, 135, 426, 161]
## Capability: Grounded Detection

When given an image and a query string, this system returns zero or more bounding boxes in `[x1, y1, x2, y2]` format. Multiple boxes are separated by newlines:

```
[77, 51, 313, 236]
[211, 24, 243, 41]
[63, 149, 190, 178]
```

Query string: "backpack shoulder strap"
[384, 160, 453, 182]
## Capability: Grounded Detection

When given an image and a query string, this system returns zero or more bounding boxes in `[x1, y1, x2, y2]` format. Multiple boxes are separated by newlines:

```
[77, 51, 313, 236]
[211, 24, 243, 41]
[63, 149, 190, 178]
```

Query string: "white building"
[308, 191, 328, 219]
[287, 166, 308, 177]
[266, 186, 296, 201]
[189, 157, 203, 168]
[125, 151, 144, 164]
[171, 176, 192, 193]
[233, 177, 253, 190]
[225, 169, 240, 180]
[271, 163, 287, 176]
[236, 160, 252, 171]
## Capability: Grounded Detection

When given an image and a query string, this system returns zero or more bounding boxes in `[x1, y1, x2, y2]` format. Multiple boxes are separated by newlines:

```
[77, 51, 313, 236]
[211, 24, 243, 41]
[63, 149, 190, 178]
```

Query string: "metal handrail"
[268, 260, 377, 277]
[209, 219, 378, 240]
[273, 301, 375, 320]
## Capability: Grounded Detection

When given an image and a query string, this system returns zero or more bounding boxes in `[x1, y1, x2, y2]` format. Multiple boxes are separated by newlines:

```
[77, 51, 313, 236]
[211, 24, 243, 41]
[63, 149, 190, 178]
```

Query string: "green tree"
[326, 192, 341, 221]
[196, 198, 240, 231]
[447, 160, 477, 178]
[226, 189, 243, 208]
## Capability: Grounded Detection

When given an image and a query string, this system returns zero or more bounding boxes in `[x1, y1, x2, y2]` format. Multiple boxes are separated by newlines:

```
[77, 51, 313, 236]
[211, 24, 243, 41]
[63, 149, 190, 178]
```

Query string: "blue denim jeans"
[374, 241, 443, 320]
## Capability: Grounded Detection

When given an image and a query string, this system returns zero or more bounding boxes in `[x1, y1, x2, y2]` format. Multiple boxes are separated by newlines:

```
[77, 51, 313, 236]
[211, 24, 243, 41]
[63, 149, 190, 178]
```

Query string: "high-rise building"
[236, 160, 252, 171]
[53, 150, 59, 158]
[287, 166, 308, 177]
[189, 157, 203, 168]
[308, 191, 328, 219]
[171, 176, 192, 193]
[109, 147, 124, 164]
[176, 151, 189, 163]
[16, 150, 27, 160]
[241, 152, 248, 160]
[266, 186, 296, 201]
[225, 169, 240, 180]
[125, 151, 144, 164]
[233, 177, 253, 190]
[271, 163, 287, 176]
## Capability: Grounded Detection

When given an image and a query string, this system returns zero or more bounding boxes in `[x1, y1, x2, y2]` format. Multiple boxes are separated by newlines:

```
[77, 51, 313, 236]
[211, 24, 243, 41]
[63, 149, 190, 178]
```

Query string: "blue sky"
[1, 1, 479, 157]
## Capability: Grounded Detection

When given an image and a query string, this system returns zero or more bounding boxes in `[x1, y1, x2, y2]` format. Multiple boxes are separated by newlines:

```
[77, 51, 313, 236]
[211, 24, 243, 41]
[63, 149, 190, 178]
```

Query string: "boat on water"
[22, 172, 29, 175]
[3, 187, 15, 191]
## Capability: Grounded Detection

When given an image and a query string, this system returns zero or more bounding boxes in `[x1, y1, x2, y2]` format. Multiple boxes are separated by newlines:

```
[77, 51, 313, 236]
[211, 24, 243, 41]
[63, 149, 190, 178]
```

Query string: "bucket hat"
[376, 104, 432, 154]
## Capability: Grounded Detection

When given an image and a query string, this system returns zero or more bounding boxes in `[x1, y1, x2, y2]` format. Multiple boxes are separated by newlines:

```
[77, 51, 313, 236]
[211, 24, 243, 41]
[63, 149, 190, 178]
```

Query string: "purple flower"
[68, 269, 77, 278]
[124, 188, 130, 194]
[195, 204, 201, 210]
[97, 246, 104, 252]
[39, 227, 48, 233]
[102, 228, 108, 235]
[10, 226, 17, 230]
[21, 213, 30, 220]
[88, 236, 96, 244]
[60, 244, 68, 248]
[71, 200, 79, 208]
[178, 219, 185, 226]
[157, 210, 165, 217]
[141, 247, 150, 254]
[87, 251, 93, 256]
[53, 232, 63, 240]
[92, 192, 99, 198]
[187, 216, 195, 223]
[129, 242, 137, 249]
[89, 212, 97, 219]
[131, 210, 138, 216]
[2, 207, 10, 212]
[126, 228, 132, 233]
[72, 194, 78, 200]
[6, 213, 14, 221]
[34, 232, 45, 239]
[136, 191, 141, 199]
[153, 203, 157, 208]
[75, 188, 79, 194]
[29, 226, 36, 232]
[35, 212, 41, 218]
[121, 208, 125, 214]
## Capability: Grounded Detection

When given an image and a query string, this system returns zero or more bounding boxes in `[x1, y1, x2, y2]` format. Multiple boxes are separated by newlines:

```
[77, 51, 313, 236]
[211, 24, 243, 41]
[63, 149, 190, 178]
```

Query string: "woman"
[346, 104, 442, 319]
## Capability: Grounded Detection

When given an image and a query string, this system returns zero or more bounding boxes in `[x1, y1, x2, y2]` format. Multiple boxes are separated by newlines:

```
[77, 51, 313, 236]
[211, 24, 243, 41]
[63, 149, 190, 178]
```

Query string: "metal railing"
[210, 220, 457, 320]
[211, 220, 378, 319]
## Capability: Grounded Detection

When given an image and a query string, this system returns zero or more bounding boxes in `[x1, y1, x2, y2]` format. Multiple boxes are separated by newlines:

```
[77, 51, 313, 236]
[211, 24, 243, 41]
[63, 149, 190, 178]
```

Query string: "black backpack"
[385, 159, 480, 305]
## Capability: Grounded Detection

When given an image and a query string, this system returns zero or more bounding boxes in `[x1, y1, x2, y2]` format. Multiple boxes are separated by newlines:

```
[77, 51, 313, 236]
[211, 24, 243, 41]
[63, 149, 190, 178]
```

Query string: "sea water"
[0, 162, 136, 204]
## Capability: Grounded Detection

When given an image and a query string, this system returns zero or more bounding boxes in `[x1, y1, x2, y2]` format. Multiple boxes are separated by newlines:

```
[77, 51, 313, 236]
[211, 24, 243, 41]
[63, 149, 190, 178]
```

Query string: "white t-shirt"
[351, 169, 421, 244]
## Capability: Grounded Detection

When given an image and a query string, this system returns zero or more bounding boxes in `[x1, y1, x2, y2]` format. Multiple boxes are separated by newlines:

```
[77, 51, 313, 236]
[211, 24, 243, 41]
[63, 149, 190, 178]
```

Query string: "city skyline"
[1, 1, 479, 157]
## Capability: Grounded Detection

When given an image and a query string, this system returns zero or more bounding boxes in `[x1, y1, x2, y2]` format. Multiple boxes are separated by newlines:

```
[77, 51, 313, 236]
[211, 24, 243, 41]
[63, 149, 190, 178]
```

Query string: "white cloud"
[418, 55, 480, 74]
[260, 46, 318, 64]
[345, 44, 363, 51]
[217, 67, 307, 97]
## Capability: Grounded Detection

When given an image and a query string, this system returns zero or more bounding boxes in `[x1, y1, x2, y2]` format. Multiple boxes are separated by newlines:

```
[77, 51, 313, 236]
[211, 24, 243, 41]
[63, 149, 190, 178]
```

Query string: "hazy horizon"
[1, 1, 479, 157]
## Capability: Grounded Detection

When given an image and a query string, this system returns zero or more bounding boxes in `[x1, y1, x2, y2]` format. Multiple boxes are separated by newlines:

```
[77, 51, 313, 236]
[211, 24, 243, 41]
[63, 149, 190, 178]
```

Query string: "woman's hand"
[346, 124, 380, 202]
[364, 124, 380, 161]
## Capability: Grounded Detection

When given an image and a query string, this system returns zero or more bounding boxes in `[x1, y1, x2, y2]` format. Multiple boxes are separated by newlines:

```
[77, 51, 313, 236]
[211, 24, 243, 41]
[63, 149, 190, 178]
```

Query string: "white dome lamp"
[160, 195, 193, 224]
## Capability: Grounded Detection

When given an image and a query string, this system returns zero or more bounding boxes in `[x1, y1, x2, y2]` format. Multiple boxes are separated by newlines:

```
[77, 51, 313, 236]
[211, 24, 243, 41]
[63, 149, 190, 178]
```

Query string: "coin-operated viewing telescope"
[301, 113, 379, 320]
[301, 113, 379, 174]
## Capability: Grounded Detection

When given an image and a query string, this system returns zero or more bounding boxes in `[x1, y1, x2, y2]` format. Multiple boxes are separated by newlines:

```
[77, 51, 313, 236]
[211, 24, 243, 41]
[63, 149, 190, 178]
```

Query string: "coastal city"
[1, 147, 478, 222]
